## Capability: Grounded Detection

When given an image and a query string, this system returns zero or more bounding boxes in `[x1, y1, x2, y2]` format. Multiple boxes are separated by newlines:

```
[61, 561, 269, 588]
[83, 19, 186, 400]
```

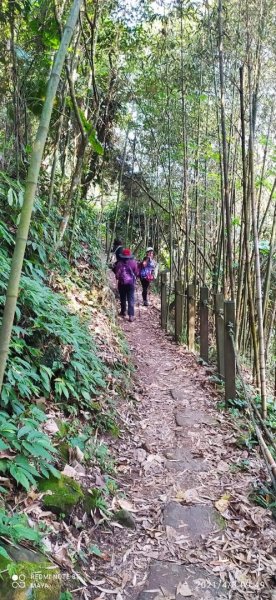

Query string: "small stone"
[163, 502, 223, 542]
[175, 409, 214, 427]
[44, 419, 59, 435]
[135, 448, 147, 463]
[71, 460, 86, 475]
[62, 464, 77, 478]
[166, 448, 209, 473]
[170, 389, 185, 401]
[114, 509, 136, 529]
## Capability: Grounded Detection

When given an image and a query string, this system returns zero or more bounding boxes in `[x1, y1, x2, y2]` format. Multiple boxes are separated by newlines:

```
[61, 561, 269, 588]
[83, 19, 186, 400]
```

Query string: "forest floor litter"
[84, 283, 276, 600]
[14, 274, 275, 600]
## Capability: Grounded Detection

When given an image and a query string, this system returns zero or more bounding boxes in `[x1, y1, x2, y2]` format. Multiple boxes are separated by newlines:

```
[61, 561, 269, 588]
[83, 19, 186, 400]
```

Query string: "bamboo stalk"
[248, 64, 267, 418]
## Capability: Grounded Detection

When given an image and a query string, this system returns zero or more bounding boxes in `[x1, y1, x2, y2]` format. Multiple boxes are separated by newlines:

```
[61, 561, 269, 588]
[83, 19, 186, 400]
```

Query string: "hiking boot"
[143, 301, 149, 307]
[129, 316, 135, 322]
[119, 312, 126, 318]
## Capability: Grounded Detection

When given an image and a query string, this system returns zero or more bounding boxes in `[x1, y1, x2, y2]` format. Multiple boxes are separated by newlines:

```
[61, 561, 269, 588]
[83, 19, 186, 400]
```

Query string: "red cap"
[122, 248, 132, 256]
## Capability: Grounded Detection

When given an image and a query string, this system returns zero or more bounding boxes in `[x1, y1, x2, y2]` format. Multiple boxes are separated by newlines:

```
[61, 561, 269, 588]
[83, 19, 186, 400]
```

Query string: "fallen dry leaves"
[12, 272, 275, 600]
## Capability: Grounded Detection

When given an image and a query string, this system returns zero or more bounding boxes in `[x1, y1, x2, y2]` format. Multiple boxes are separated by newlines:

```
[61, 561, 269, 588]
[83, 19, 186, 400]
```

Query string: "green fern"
[0, 406, 60, 490]
[0, 510, 42, 560]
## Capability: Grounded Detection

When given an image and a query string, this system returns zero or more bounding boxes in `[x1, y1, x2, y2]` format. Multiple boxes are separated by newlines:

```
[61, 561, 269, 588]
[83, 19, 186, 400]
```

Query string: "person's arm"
[133, 261, 140, 278]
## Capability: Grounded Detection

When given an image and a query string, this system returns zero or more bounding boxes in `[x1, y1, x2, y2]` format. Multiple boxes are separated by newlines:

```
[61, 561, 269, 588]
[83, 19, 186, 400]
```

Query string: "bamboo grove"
[0, 0, 275, 416]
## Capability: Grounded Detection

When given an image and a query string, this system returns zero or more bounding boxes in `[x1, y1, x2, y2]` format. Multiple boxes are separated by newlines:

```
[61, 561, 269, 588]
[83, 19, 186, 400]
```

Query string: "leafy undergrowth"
[0, 196, 133, 593]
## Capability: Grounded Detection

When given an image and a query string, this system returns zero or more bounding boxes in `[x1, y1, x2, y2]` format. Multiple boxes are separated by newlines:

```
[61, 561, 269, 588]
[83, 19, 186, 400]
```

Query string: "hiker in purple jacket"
[115, 248, 139, 322]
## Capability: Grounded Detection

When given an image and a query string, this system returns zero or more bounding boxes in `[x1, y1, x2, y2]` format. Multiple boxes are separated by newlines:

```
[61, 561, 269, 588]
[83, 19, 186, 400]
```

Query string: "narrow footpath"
[91, 294, 276, 600]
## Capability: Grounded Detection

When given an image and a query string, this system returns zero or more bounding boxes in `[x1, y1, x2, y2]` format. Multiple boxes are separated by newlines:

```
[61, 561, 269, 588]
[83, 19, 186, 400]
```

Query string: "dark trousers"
[141, 279, 150, 302]
[118, 283, 135, 316]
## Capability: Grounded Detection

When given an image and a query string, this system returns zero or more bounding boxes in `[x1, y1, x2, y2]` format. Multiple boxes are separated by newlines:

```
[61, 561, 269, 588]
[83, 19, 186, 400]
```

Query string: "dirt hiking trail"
[91, 294, 275, 600]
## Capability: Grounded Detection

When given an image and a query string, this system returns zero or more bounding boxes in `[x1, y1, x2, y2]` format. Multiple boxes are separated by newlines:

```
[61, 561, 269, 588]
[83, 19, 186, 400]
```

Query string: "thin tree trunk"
[239, 65, 260, 388]
[48, 83, 67, 211]
[9, 0, 21, 178]
[248, 64, 267, 418]
[57, 137, 86, 249]
[218, 0, 235, 300]
[107, 128, 129, 261]
[180, 0, 189, 290]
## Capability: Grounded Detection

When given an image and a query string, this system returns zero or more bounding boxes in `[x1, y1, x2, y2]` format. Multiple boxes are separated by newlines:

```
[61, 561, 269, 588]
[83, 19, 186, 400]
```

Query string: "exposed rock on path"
[89, 296, 275, 600]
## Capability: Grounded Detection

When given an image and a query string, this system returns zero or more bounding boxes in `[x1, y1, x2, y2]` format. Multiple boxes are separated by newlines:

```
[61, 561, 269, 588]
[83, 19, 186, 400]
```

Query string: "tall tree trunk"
[107, 128, 129, 261]
[9, 0, 21, 178]
[57, 137, 86, 249]
[239, 65, 260, 388]
[248, 65, 267, 418]
[0, 0, 82, 394]
[48, 83, 67, 212]
[218, 0, 235, 300]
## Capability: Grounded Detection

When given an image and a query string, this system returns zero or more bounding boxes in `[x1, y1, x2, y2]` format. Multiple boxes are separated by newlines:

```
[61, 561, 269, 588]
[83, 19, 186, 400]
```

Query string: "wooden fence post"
[160, 272, 168, 330]
[187, 283, 196, 351]
[215, 293, 225, 379]
[200, 286, 209, 362]
[224, 300, 236, 404]
[175, 280, 184, 343]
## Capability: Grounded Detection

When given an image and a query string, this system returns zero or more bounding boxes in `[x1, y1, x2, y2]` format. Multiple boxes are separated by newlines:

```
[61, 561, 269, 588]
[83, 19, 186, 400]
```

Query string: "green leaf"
[10, 465, 30, 490]
[79, 109, 104, 156]
[30, 407, 46, 422]
[21, 441, 53, 462]
[11, 524, 41, 543]
[0, 440, 10, 451]
[0, 546, 10, 560]
[20, 469, 36, 486]
[17, 425, 33, 438]
[89, 544, 102, 557]
[0, 461, 7, 473]
[45, 464, 61, 478]
[14, 456, 40, 477]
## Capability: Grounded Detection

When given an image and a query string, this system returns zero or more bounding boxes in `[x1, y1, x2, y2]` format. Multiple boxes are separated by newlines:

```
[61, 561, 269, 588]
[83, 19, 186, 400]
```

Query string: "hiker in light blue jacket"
[139, 247, 157, 306]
